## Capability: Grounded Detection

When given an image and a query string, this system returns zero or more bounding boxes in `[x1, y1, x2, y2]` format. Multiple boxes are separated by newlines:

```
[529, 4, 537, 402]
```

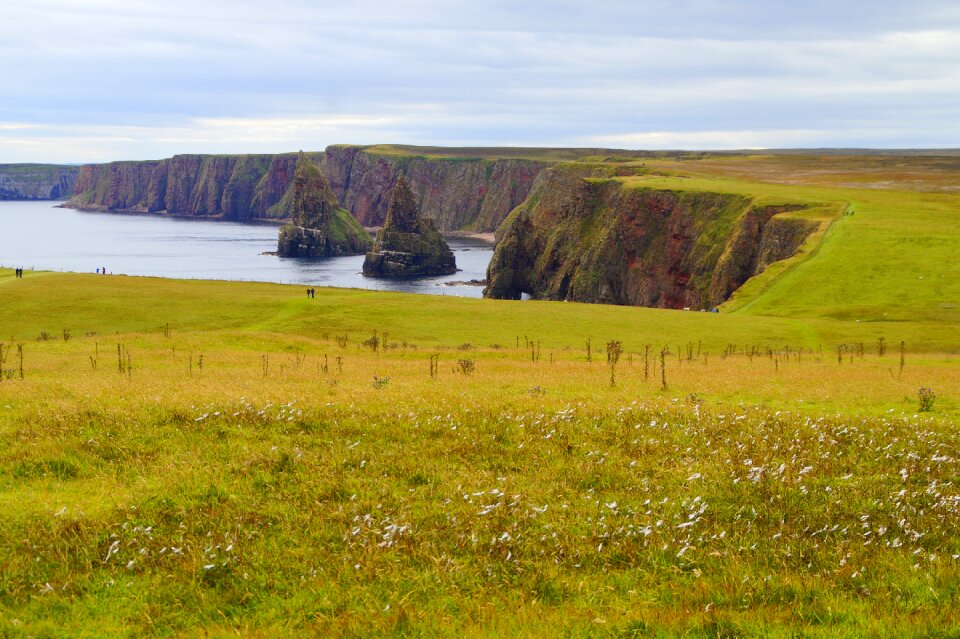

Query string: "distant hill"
[0, 164, 80, 200]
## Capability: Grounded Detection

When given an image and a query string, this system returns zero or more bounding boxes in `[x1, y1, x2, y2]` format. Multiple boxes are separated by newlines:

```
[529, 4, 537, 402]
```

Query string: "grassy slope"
[2, 152, 960, 636]
[621, 157, 960, 327]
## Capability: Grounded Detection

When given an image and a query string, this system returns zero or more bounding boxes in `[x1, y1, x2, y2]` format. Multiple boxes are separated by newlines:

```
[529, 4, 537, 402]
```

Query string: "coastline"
[56, 204, 496, 241]
[57, 202, 288, 226]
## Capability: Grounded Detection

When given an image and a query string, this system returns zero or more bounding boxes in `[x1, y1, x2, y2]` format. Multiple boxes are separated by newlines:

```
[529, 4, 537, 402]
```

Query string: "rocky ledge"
[276, 154, 371, 258]
[362, 175, 457, 277]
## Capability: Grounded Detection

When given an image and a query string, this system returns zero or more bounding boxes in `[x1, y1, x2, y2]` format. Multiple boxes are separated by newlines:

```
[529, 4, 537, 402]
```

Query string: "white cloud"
[1, 2, 959, 161]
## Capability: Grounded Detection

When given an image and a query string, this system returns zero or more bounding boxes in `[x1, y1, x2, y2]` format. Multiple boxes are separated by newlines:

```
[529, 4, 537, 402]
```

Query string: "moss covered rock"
[362, 175, 457, 277]
[276, 154, 371, 258]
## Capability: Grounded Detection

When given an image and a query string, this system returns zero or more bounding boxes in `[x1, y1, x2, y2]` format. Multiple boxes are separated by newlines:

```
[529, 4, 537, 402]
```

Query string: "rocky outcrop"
[276, 154, 371, 258]
[362, 175, 457, 277]
[0, 164, 80, 200]
[485, 166, 816, 309]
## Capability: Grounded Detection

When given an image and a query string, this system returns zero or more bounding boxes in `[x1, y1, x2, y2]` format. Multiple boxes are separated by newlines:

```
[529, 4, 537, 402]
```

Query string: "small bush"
[372, 375, 391, 389]
[457, 358, 475, 375]
[918, 387, 936, 412]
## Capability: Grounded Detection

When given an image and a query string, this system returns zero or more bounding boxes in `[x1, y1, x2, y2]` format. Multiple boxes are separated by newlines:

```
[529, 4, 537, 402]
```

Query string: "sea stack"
[362, 175, 457, 277]
[276, 153, 371, 257]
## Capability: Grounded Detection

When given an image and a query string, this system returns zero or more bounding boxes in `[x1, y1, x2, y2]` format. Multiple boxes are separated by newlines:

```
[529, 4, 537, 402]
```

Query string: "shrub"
[918, 387, 936, 412]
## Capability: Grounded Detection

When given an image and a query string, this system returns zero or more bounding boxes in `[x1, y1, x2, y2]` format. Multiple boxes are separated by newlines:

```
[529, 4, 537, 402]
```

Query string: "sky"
[2, 0, 959, 163]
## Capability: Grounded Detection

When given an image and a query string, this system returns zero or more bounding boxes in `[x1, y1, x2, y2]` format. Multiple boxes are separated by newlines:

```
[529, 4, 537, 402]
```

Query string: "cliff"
[67, 153, 319, 220]
[276, 154, 371, 258]
[362, 175, 457, 277]
[323, 146, 546, 231]
[0, 164, 80, 200]
[484, 166, 817, 309]
[65, 146, 548, 231]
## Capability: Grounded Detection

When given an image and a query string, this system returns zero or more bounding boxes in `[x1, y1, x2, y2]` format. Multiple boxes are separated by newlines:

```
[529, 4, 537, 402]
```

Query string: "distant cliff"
[65, 146, 548, 232]
[67, 153, 313, 220]
[323, 146, 545, 231]
[484, 165, 817, 309]
[0, 164, 79, 200]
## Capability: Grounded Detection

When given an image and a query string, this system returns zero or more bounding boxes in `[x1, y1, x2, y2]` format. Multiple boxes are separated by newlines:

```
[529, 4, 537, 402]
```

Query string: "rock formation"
[322, 146, 546, 231]
[0, 164, 79, 200]
[484, 165, 817, 309]
[276, 154, 371, 258]
[64, 145, 549, 231]
[68, 153, 310, 219]
[362, 175, 457, 277]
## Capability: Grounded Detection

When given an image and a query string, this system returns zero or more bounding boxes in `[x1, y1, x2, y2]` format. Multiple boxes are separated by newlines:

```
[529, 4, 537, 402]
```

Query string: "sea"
[0, 201, 493, 298]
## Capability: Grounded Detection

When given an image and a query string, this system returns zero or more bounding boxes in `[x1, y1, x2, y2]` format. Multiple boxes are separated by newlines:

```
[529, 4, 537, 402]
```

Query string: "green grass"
[3, 152, 960, 636]
[619, 162, 960, 326]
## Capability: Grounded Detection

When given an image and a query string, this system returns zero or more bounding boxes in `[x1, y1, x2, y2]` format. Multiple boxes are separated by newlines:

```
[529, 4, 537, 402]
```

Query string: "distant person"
[311, 288, 316, 298]
[96, 267, 100, 274]
[102, 266, 107, 275]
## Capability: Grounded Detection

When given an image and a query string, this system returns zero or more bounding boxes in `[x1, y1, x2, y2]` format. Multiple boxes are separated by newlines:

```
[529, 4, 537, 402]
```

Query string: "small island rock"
[277, 153, 371, 257]
[362, 175, 457, 277]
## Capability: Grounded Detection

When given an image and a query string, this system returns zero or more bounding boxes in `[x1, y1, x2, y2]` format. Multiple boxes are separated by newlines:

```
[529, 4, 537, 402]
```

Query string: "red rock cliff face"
[485, 166, 817, 309]
[251, 154, 299, 217]
[66, 146, 548, 231]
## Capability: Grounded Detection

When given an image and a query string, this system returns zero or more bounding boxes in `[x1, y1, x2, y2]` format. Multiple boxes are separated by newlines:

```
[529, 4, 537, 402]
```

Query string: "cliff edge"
[484, 165, 818, 309]
[64, 146, 549, 232]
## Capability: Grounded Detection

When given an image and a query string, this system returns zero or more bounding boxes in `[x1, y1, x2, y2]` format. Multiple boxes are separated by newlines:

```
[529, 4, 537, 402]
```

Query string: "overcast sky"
[2, 0, 959, 162]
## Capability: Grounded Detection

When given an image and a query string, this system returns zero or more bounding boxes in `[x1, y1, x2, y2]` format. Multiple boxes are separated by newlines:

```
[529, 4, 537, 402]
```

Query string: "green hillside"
[1, 152, 959, 636]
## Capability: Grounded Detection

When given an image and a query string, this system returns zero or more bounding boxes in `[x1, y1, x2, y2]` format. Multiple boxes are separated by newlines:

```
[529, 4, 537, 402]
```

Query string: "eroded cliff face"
[485, 166, 817, 309]
[67, 153, 320, 220]
[66, 146, 548, 231]
[324, 147, 545, 231]
[1, 165, 80, 200]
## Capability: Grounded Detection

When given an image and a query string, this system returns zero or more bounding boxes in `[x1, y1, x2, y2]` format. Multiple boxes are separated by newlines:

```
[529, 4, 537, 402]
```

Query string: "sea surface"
[0, 201, 493, 298]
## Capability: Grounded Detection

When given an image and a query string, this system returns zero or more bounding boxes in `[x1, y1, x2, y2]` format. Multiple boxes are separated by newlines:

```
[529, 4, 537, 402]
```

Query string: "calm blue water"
[0, 201, 493, 297]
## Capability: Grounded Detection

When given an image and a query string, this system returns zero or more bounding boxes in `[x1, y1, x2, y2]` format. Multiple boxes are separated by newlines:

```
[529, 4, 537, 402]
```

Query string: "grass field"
[1, 152, 959, 636]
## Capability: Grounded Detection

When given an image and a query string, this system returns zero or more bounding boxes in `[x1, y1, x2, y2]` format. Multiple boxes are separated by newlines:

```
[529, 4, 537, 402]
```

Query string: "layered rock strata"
[485, 166, 817, 309]
[362, 175, 456, 277]
[276, 154, 371, 258]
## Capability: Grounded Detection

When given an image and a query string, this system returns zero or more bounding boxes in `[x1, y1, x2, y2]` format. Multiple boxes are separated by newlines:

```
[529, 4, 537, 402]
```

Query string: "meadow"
[1, 152, 959, 637]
